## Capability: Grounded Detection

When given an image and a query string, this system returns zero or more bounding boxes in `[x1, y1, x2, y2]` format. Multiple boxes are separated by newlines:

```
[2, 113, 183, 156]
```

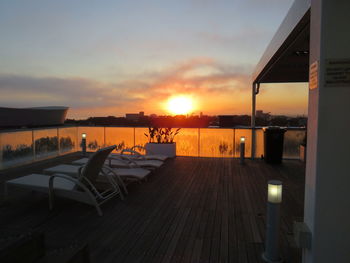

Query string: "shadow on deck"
[0, 156, 305, 263]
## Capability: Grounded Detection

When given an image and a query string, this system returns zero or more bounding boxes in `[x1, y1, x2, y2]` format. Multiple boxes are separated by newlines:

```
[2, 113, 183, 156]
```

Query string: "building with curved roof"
[0, 106, 68, 128]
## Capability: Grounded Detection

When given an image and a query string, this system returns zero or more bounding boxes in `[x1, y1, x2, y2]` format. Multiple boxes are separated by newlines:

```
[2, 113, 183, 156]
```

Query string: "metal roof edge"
[252, 0, 311, 83]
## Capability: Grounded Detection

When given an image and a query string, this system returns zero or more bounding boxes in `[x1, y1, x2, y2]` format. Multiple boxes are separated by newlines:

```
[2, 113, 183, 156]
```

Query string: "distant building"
[218, 115, 251, 127]
[0, 106, 68, 128]
[125, 112, 145, 122]
[256, 110, 271, 119]
[218, 115, 234, 127]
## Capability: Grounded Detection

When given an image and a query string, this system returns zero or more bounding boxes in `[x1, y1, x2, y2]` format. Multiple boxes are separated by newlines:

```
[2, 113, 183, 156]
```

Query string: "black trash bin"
[263, 127, 286, 164]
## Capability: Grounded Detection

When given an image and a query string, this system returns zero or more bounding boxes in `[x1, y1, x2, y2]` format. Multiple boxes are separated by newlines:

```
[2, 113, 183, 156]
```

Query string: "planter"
[300, 145, 306, 162]
[145, 143, 176, 158]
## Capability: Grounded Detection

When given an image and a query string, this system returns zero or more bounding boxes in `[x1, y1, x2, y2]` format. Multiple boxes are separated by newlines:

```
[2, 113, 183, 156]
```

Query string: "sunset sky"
[0, 0, 308, 119]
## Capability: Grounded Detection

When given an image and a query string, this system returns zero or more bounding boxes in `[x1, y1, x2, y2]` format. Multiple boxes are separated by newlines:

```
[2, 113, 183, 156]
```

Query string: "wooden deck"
[0, 156, 305, 263]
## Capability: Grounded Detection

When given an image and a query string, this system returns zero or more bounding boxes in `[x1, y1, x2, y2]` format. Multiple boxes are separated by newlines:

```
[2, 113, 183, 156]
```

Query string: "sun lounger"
[6, 146, 122, 216]
[72, 156, 164, 169]
[43, 163, 151, 193]
[115, 146, 169, 161]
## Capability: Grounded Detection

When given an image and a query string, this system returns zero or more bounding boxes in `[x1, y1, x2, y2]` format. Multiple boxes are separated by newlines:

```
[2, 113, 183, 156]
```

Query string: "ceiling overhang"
[252, 0, 311, 84]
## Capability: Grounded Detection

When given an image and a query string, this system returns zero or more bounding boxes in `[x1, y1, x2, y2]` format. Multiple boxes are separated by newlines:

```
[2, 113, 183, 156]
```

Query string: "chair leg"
[95, 204, 103, 216]
[115, 176, 128, 195]
[48, 188, 54, 211]
[121, 183, 128, 195]
[119, 190, 125, 200]
[48, 178, 55, 211]
[0, 182, 7, 202]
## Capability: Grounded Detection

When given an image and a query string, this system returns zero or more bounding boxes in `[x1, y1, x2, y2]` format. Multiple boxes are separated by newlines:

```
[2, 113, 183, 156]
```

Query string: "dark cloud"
[0, 74, 138, 108]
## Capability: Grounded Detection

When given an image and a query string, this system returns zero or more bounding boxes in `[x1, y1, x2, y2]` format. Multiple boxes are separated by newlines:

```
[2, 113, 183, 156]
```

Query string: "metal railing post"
[76, 126, 79, 152]
[57, 128, 60, 156]
[233, 128, 236, 158]
[198, 128, 200, 157]
[32, 129, 36, 161]
[103, 126, 106, 147]
[133, 127, 136, 148]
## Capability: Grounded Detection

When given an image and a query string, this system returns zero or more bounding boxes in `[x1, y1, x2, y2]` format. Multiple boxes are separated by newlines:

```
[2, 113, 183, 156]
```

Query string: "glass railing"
[0, 127, 78, 170]
[0, 126, 305, 170]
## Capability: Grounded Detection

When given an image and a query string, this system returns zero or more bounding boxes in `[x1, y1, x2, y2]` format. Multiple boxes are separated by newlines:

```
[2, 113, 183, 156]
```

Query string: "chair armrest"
[77, 165, 86, 179]
[49, 173, 83, 190]
[131, 145, 145, 150]
[49, 173, 102, 200]
[131, 145, 147, 153]
[117, 155, 141, 168]
[121, 149, 141, 156]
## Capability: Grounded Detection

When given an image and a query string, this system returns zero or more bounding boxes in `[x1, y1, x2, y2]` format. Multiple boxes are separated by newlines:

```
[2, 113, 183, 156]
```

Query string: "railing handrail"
[0, 125, 306, 134]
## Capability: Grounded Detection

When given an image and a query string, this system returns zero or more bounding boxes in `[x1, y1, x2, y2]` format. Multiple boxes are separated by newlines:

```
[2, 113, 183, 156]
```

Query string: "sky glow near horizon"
[0, 0, 308, 119]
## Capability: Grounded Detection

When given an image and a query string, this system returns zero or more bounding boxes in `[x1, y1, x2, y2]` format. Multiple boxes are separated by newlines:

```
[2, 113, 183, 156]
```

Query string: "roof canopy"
[252, 0, 311, 84]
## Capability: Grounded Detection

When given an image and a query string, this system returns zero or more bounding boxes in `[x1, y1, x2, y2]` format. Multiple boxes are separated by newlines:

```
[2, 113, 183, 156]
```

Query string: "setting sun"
[166, 95, 194, 115]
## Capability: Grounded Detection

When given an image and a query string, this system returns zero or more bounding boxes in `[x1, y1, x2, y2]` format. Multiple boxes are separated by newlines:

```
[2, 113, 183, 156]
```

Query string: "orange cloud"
[0, 58, 308, 118]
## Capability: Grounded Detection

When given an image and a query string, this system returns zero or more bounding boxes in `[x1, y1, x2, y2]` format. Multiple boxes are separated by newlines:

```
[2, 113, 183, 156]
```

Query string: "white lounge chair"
[6, 146, 122, 216]
[116, 145, 169, 161]
[72, 155, 164, 169]
[43, 163, 151, 193]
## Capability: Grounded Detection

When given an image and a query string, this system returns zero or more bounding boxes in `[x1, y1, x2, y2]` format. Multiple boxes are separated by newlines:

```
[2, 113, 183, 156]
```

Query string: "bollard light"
[263, 180, 283, 263]
[268, 181, 282, 203]
[81, 133, 87, 156]
[240, 136, 245, 164]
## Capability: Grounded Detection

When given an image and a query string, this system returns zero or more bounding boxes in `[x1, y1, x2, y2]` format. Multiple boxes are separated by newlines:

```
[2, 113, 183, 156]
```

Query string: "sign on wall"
[309, 61, 318, 90]
[325, 59, 350, 87]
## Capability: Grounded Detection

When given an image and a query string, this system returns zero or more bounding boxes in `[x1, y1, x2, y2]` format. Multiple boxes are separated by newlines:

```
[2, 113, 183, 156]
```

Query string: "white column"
[304, 0, 350, 262]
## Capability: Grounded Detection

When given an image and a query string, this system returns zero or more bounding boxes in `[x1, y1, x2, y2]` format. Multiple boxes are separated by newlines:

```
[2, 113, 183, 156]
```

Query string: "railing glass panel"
[105, 127, 134, 153]
[0, 130, 34, 169]
[255, 129, 265, 159]
[283, 129, 306, 159]
[200, 128, 234, 157]
[58, 127, 78, 154]
[77, 127, 104, 151]
[33, 129, 58, 160]
[174, 128, 199, 157]
[135, 128, 149, 153]
[234, 129, 252, 158]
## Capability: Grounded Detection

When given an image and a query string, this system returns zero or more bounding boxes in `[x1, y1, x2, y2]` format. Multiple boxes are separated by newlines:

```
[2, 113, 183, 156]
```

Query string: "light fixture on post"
[81, 133, 87, 156]
[262, 180, 283, 263]
[240, 136, 245, 164]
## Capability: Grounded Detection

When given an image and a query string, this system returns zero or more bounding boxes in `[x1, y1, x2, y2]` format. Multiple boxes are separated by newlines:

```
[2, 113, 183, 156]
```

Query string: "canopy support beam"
[251, 82, 259, 159]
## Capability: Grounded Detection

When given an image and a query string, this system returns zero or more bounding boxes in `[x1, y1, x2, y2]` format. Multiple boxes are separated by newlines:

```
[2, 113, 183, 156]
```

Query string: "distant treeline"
[255, 115, 307, 127]
[65, 116, 150, 127]
[219, 115, 307, 127]
[65, 115, 216, 128]
[65, 114, 307, 128]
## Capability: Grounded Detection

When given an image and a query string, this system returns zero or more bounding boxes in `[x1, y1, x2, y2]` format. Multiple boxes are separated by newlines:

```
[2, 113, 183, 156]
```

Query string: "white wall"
[305, 0, 350, 262]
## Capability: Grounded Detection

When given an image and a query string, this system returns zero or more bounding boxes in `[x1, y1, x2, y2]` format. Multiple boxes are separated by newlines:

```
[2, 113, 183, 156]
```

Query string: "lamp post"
[240, 136, 245, 164]
[262, 180, 283, 263]
[81, 133, 87, 156]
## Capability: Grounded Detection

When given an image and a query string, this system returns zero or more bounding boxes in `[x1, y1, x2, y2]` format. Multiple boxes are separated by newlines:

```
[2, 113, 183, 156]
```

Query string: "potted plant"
[144, 127, 180, 158]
